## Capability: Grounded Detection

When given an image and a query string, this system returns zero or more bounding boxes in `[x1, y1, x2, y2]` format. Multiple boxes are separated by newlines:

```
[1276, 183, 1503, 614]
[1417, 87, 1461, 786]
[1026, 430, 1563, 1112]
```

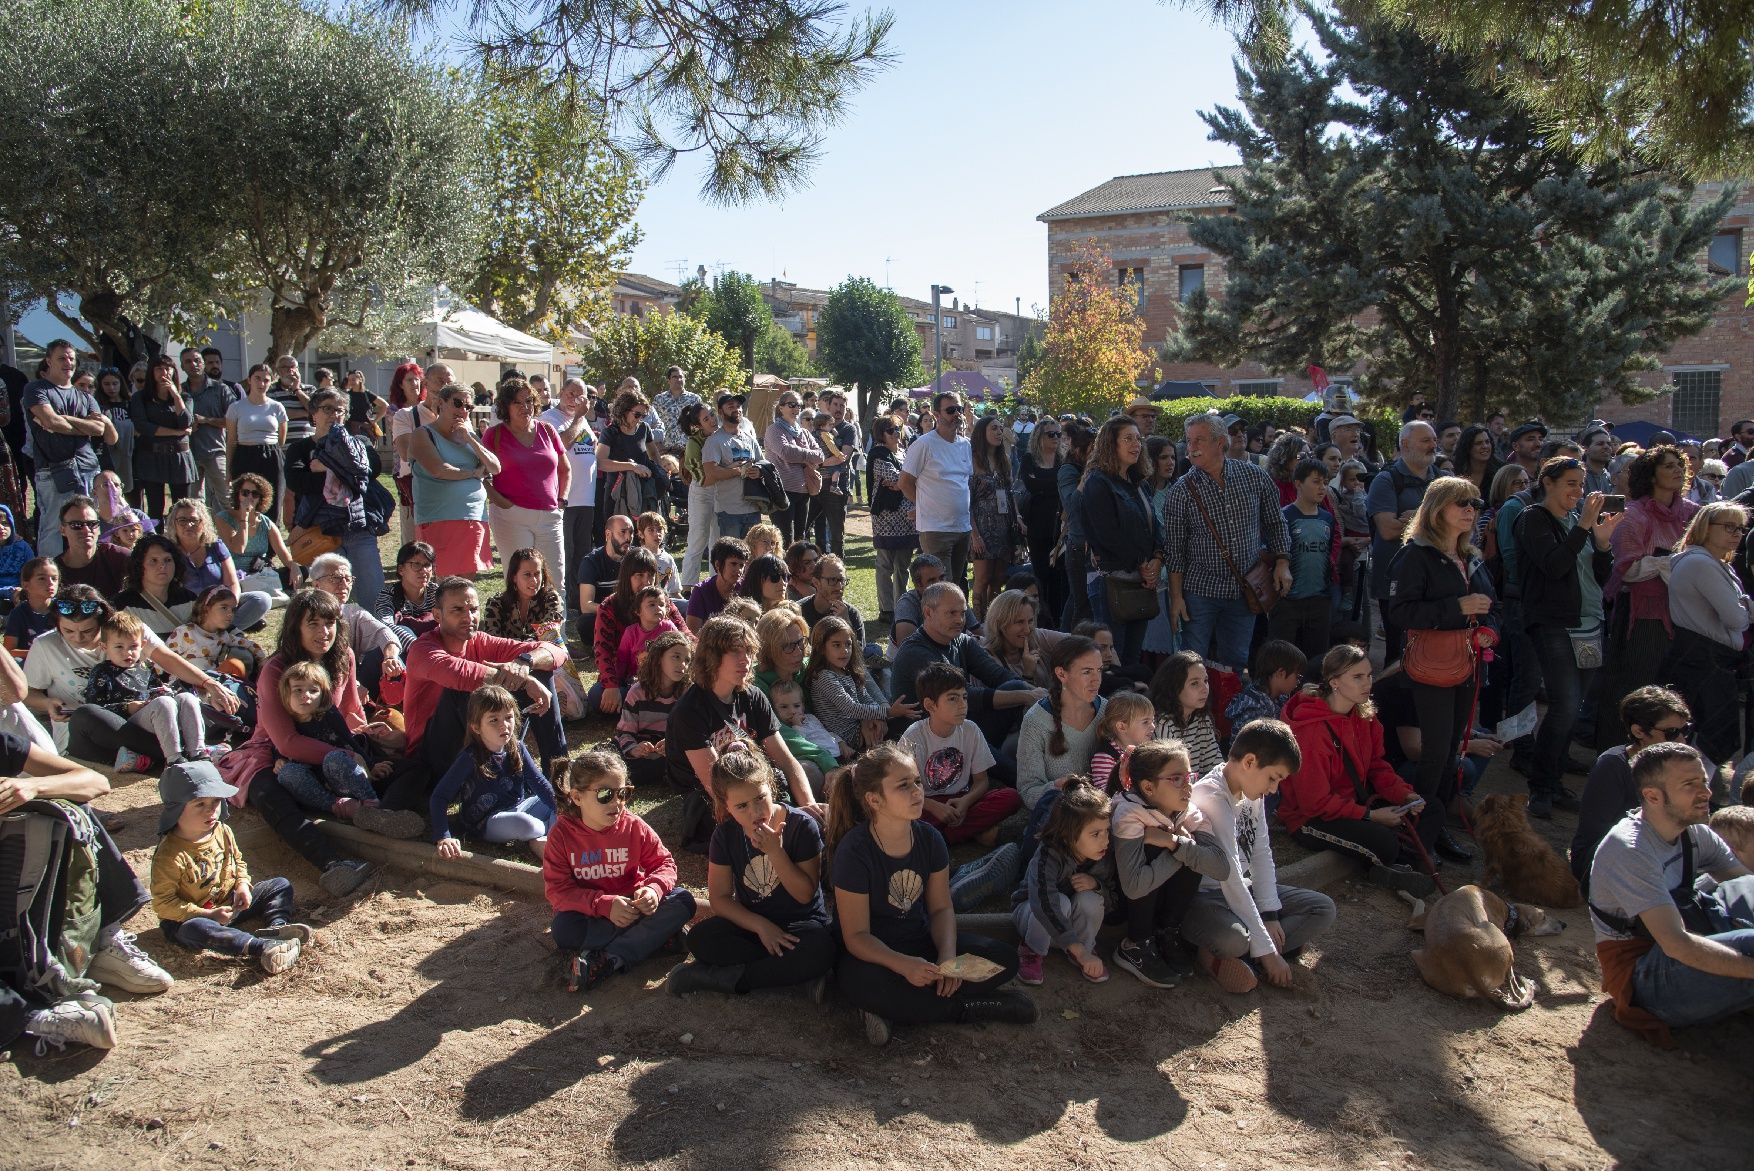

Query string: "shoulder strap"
[1188, 479, 1257, 598]
[1324, 725, 1371, 805]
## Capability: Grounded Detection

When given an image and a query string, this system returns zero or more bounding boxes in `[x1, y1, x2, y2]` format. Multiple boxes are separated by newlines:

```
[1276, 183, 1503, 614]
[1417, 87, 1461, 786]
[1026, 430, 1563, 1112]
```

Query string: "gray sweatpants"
[1013, 888, 1104, 956]
[1180, 884, 1337, 959]
[128, 692, 207, 762]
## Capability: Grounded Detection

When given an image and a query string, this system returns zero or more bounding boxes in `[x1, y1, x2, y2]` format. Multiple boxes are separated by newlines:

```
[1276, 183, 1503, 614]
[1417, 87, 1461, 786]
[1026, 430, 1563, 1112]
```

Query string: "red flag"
[1307, 364, 1329, 391]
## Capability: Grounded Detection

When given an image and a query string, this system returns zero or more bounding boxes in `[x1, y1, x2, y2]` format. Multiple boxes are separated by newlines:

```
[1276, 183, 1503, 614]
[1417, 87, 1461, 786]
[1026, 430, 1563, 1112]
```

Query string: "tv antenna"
[884, 256, 897, 289]
[668, 259, 690, 283]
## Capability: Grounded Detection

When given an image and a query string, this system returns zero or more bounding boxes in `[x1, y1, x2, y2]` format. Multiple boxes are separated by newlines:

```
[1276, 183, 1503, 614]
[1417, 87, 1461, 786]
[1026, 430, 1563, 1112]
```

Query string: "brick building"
[610, 272, 683, 319]
[1040, 167, 1753, 433]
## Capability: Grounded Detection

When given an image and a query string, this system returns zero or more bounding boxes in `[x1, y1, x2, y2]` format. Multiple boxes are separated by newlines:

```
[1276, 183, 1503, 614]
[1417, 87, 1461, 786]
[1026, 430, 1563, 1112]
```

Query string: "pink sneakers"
[1016, 944, 1045, 986]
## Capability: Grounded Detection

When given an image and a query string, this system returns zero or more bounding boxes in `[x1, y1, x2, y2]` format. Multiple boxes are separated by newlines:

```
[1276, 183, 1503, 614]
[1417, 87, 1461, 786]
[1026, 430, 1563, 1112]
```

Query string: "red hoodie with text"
[542, 808, 679, 918]
[1277, 689, 1416, 834]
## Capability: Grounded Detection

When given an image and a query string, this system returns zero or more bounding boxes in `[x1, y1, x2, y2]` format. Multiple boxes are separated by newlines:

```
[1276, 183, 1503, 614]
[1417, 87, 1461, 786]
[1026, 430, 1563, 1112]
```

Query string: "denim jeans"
[716, 511, 758, 539]
[550, 888, 697, 969]
[480, 794, 555, 843]
[1632, 875, 1754, 1027]
[276, 747, 379, 814]
[1086, 575, 1147, 664]
[1181, 593, 1255, 670]
[1529, 623, 1592, 795]
[341, 529, 385, 610]
[34, 467, 89, 559]
[161, 876, 298, 957]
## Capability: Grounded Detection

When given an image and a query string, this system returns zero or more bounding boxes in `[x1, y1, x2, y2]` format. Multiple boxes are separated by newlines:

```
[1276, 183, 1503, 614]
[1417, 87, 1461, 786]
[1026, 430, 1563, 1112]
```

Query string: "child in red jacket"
[543, 749, 697, 992]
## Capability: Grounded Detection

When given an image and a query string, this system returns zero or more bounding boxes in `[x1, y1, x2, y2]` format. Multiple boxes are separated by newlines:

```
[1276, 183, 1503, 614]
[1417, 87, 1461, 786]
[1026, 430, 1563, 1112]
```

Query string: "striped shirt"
[614, 680, 680, 752]
[1160, 458, 1290, 600]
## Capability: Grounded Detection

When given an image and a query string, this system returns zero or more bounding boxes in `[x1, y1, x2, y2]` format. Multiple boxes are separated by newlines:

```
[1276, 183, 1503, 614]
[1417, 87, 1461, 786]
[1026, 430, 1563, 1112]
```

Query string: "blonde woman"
[982, 588, 1063, 689]
[1662, 501, 1752, 769]
[166, 498, 273, 629]
[1384, 476, 1498, 863]
[751, 605, 810, 701]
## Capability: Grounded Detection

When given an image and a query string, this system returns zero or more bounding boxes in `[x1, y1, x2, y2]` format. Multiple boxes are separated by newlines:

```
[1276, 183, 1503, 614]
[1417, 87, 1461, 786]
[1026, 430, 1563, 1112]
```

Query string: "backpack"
[0, 800, 103, 1002]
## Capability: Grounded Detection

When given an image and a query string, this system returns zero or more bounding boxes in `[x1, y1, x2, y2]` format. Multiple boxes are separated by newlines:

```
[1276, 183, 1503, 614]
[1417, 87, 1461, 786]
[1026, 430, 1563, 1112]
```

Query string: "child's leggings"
[128, 692, 206, 761]
[1123, 864, 1201, 944]
[835, 931, 1017, 1025]
[551, 888, 696, 970]
[685, 914, 836, 992]
[480, 795, 555, 844]
[276, 748, 378, 814]
[1012, 889, 1104, 957]
[159, 876, 298, 956]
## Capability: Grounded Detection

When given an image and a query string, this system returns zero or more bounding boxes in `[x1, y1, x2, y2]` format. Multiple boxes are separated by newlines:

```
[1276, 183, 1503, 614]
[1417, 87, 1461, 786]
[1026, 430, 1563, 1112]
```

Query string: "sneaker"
[1197, 947, 1258, 994]
[88, 926, 174, 995]
[1113, 938, 1180, 989]
[1154, 934, 1198, 981]
[112, 748, 151, 774]
[561, 948, 617, 993]
[1552, 786, 1582, 811]
[1366, 862, 1438, 898]
[1016, 944, 1045, 986]
[1527, 793, 1554, 820]
[258, 937, 301, 975]
[318, 859, 375, 897]
[258, 923, 315, 946]
[862, 1010, 892, 1047]
[956, 987, 1038, 1026]
[949, 842, 1022, 913]
[25, 994, 116, 1055]
[664, 960, 743, 996]
[354, 805, 425, 840]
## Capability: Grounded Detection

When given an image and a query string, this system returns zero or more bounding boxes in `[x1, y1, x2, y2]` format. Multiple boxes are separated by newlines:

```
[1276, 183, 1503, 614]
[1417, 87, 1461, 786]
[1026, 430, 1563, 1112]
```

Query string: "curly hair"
[611, 386, 649, 425]
[494, 376, 531, 423]
[691, 614, 759, 690]
[1626, 444, 1690, 501]
[229, 472, 276, 514]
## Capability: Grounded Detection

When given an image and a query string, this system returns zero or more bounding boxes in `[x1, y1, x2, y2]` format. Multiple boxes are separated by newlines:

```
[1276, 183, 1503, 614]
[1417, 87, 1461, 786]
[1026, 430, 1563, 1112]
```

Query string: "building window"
[1179, 265, 1205, 302]
[975, 325, 993, 341]
[1671, 369, 1723, 436]
[1234, 380, 1281, 397]
[1709, 231, 1742, 275]
[941, 315, 957, 329]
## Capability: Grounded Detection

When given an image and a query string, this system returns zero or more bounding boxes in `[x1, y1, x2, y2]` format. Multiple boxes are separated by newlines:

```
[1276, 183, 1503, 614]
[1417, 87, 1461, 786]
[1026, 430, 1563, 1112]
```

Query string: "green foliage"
[1169, 9, 1737, 424]
[703, 272, 772, 378]
[756, 319, 816, 378]
[1014, 325, 1048, 390]
[1143, 394, 1397, 444]
[1022, 243, 1149, 421]
[466, 73, 645, 343]
[815, 277, 926, 423]
[580, 312, 744, 402]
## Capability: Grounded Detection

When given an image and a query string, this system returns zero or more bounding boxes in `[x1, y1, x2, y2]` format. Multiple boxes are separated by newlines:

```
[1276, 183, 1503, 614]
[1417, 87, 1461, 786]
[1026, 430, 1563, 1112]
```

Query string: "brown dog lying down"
[1474, 793, 1583, 908]
[1405, 884, 1564, 1010]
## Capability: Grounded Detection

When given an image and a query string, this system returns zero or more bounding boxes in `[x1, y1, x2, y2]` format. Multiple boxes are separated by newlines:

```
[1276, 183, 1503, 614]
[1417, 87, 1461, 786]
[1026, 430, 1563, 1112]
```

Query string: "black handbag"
[1103, 573, 1160, 623]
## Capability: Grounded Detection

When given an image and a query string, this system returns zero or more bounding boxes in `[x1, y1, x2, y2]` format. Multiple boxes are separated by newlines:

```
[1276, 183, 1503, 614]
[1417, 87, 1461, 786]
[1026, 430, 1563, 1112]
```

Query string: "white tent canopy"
[427, 288, 554, 365]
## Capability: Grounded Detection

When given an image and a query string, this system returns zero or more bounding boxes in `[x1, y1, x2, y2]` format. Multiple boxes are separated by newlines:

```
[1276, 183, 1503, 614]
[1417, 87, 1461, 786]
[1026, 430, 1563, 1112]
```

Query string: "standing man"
[540, 378, 599, 628]
[650, 365, 701, 458]
[827, 389, 862, 516]
[199, 346, 235, 391]
[699, 391, 764, 539]
[1327, 413, 1367, 470]
[270, 355, 316, 444]
[1366, 420, 1439, 661]
[1581, 426, 1616, 495]
[1436, 420, 1462, 461]
[182, 347, 236, 513]
[24, 340, 116, 558]
[899, 391, 975, 589]
[1486, 412, 1510, 460]
[1723, 419, 1754, 470]
[1224, 414, 1249, 461]
[1506, 419, 1545, 478]
[1160, 412, 1292, 671]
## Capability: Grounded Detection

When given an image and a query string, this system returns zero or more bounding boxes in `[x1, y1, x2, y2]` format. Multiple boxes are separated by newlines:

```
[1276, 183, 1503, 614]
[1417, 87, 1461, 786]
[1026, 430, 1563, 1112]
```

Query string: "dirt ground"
[4, 752, 1750, 1171]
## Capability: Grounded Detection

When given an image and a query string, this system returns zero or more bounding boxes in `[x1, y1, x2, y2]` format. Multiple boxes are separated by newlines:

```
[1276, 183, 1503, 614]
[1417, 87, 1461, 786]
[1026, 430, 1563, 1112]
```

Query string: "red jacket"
[1277, 690, 1415, 833]
[542, 809, 678, 918]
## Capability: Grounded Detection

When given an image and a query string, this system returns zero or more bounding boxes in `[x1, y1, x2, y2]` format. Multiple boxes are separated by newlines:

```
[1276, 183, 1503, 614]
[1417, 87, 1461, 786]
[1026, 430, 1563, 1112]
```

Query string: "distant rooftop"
[614, 272, 683, 297]
[1038, 166, 1241, 222]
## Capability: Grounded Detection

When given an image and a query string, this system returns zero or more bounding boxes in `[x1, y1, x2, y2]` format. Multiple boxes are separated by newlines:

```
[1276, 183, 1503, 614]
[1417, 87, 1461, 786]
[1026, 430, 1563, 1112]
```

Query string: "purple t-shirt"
[686, 576, 733, 625]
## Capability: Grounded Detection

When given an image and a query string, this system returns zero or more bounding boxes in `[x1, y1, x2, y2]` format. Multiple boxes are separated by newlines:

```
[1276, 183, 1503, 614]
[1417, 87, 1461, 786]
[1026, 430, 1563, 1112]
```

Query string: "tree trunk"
[742, 335, 756, 387]
[1431, 276, 1462, 424]
[269, 298, 325, 363]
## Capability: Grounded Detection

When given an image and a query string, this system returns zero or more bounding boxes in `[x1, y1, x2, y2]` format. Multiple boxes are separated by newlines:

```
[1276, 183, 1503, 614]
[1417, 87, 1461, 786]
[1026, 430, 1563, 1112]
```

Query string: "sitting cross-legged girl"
[806, 615, 919, 754]
[666, 742, 835, 997]
[614, 630, 692, 788]
[166, 586, 267, 680]
[271, 660, 423, 838]
[1011, 777, 1117, 986]
[430, 685, 557, 862]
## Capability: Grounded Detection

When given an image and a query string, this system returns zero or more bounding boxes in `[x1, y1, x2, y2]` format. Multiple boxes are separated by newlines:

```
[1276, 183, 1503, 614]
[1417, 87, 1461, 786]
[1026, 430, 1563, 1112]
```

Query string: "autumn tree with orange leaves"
[1022, 243, 1150, 421]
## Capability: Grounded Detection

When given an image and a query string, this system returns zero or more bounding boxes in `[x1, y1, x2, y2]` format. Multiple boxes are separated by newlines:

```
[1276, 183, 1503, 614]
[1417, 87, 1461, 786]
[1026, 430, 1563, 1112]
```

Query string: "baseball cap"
[1327, 414, 1363, 429]
[716, 391, 746, 407]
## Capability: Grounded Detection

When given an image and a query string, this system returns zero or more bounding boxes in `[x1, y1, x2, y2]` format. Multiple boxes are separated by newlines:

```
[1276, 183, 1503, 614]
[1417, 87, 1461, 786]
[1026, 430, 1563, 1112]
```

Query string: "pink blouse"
[485, 421, 566, 510]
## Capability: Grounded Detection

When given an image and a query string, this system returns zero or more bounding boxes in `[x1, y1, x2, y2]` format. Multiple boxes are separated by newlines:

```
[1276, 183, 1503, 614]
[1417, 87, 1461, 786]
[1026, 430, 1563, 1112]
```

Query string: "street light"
[931, 283, 954, 390]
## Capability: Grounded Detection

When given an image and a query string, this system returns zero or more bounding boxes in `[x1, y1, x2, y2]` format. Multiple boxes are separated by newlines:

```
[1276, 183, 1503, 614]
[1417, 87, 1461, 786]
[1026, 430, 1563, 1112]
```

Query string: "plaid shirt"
[1160, 458, 1289, 600]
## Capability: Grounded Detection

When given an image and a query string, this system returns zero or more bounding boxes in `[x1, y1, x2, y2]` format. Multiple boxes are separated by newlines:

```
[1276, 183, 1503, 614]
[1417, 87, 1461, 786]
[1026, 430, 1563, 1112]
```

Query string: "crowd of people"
[4, 341, 1753, 1060]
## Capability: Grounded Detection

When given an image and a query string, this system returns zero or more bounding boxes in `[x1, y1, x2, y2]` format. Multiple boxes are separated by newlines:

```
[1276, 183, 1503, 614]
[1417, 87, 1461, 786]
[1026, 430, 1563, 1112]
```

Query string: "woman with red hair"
[386, 361, 430, 546]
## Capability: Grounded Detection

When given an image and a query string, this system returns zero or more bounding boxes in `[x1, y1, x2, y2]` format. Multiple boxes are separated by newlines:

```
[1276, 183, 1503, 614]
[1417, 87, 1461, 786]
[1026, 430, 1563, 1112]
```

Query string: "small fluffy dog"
[1406, 884, 1563, 1010]
[1474, 793, 1582, 908]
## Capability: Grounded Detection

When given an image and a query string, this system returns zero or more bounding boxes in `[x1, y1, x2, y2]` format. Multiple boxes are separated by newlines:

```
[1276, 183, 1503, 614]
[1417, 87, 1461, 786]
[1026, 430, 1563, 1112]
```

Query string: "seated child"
[271, 660, 421, 838]
[1151, 651, 1223, 776]
[1087, 691, 1156, 790]
[374, 540, 439, 650]
[770, 677, 846, 770]
[616, 584, 687, 684]
[1011, 776, 1117, 985]
[614, 630, 691, 788]
[1224, 639, 1306, 731]
[85, 610, 208, 770]
[151, 759, 310, 974]
[431, 685, 557, 861]
[745, 522, 781, 564]
[667, 743, 835, 996]
[1106, 739, 1229, 989]
[100, 507, 146, 554]
[636, 510, 682, 597]
[4, 557, 58, 663]
[898, 663, 1022, 845]
[829, 743, 1033, 1045]
[542, 749, 696, 992]
[166, 586, 267, 679]
[806, 615, 910, 754]
[1708, 806, 1754, 876]
[1185, 719, 1337, 994]
[0, 504, 33, 605]
[721, 596, 762, 626]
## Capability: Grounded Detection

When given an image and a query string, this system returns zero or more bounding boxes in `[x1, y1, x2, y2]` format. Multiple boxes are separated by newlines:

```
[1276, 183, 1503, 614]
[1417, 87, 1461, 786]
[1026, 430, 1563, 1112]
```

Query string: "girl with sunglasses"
[542, 748, 696, 994]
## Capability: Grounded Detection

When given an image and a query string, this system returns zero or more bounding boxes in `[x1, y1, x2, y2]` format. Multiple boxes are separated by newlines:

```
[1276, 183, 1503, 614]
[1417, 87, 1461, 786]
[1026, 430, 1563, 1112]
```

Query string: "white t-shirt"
[389, 402, 439, 479]
[898, 717, 994, 799]
[899, 429, 972, 532]
[24, 628, 168, 751]
[540, 406, 598, 507]
[226, 397, 288, 446]
[701, 423, 762, 516]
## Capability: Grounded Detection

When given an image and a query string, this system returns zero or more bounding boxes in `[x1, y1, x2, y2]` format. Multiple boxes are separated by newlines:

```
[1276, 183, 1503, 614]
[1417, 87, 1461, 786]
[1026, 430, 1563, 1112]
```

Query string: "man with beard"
[576, 513, 634, 645]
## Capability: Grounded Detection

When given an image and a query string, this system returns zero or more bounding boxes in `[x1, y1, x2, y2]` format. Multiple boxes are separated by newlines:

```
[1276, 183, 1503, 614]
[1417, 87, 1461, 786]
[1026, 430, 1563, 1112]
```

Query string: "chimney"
[1015, 296, 1020, 316]
[953, 297, 960, 311]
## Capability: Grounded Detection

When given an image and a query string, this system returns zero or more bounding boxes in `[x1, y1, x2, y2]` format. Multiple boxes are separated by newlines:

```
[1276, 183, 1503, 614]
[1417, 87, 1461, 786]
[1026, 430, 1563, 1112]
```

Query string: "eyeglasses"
[818, 576, 847, 586]
[322, 571, 355, 583]
[780, 636, 807, 653]
[53, 598, 102, 616]
[62, 519, 101, 531]
[176, 516, 202, 527]
[1711, 521, 1748, 535]
[1152, 770, 1194, 788]
[592, 784, 636, 805]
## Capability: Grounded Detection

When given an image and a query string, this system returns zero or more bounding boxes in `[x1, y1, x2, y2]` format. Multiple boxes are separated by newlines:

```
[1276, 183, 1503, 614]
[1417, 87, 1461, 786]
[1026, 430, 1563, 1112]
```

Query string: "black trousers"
[67, 704, 161, 763]
[1408, 677, 1470, 830]
[1379, 599, 1404, 664]
[138, 480, 192, 525]
[1267, 594, 1332, 662]
[1662, 626, 1744, 766]
[770, 501, 808, 547]
[685, 914, 837, 992]
[246, 767, 340, 872]
[1294, 815, 1408, 866]
[563, 505, 595, 613]
[1122, 862, 1201, 944]
[835, 930, 1016, 1025]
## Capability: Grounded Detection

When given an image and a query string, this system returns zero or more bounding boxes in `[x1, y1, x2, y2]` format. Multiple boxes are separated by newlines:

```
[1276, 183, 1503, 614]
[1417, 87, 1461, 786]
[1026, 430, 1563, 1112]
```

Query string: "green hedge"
[1142, 394, 1400, 444]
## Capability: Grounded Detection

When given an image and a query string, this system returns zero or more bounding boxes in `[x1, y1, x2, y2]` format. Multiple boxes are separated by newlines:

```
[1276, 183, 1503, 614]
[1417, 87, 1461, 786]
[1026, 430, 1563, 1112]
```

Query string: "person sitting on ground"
[152, 760, 310, 977]
[1150, 651, 1223, 778]
[736, 554, 793, 613]
[685, 537, 749, 635]
[1572, 686, 1693, 894]
[268, 659, 410, 833]
[666, 743, 835, 997]
[827, 742, 1035, 1047]
[1709, 807, 1754, 873]
[1588, 741, 1754, 1042]
[745, 521, 782, 564]
[1073, 620, 1152, 695]
[1085, 691, 1156, 791]
[982, 588, 1063, 690]
[576, 513, 634, 645]
[52, 495, 131, 599]
[84, 610, 210, 771]
[0, 505, 34, 603]
[891, 553, 980, 646]
[165, 586, 266, 681]
[1016, 636, 1106, 817]
[751, 605, 810, 702]
[1185, 719, 1338, 995]
[616, 585, 687, 686]
[1278, 644, 1439, 896]
[307, 553, 406, 704]
[769, 677, 845, 771]
[613, 630, 691, 789]
[807, 615, 915, 755]
[543, 750, 696, 994]
[373, 540, 438, 651]
[902, 662, 1022, 846]
[1011, 777, 1117, 986]
[484, 547, 566, 645]
[784, 540, 821, 602]
[165, 498, 272, 630]
[1224, 640, 1307, 731]
[590, 548, 686, 714]
[4, 557, 58, 663]
[891, 583, 1042, 750]
[431, 685, 556, 864]
[797, 553, 867, 646]
[213, 473, 301, 602]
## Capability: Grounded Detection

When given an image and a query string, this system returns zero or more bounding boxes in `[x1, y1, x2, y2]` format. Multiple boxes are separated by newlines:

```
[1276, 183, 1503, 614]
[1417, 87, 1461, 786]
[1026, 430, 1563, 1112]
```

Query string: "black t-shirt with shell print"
[708, 807, 828, 927]
[830, 820, 949, 949]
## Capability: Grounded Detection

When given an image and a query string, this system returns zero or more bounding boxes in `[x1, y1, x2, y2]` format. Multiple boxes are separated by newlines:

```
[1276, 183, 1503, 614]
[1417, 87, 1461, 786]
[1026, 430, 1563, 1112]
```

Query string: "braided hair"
[1045, 636, 1100, 756]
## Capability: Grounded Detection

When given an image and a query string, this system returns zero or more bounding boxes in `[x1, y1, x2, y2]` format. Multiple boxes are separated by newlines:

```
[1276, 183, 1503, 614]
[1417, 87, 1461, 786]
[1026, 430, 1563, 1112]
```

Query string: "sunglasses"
[942, 404, 962, 416]
[1656, 722, 1694, 741]
[62, 519, 101, 531]
[53, 598, 102, 616]
[1459, 498, 1487, 511]
[238, 489, 263, 499]
[592, 784, 636, 805]
[1039, 430, 1062, 438]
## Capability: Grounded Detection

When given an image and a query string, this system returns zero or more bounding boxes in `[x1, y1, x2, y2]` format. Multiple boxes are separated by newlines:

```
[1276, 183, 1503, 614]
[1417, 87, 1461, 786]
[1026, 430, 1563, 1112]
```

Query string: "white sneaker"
[318, 859, 374, 897]
[25, 994, 117, 1055]
[89, 926, 174, 995]
[258, 937, 301, 975]
[257, 923, 314, 946]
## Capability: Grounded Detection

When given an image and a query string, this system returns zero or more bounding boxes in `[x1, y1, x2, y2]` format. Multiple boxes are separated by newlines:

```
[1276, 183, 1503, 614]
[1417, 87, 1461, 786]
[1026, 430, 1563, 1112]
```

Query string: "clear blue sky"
[623, 0, 1248, 317]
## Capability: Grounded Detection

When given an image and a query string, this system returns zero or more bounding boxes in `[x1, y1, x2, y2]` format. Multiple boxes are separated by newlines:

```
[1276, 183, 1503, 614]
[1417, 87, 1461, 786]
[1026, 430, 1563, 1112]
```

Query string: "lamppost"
[931, 283, 954, 390]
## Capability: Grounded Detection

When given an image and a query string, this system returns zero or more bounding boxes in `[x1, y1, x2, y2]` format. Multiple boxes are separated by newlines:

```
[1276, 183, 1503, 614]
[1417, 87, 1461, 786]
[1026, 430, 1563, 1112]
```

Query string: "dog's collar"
[1504, 903, 1524, 938]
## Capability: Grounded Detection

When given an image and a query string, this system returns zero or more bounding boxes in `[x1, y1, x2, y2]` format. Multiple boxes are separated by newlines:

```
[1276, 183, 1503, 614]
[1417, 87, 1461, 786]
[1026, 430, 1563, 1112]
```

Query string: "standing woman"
[1017, 418, 1065, 629]
[409, 383, 501, 580]
[1662, 501, 1752, 774]
[968, 415, 1020, 620]
[678, 402, 717, 587]
[94, 367, 138, 505]
[595, 382, 666, 533]
[225, 363, 288, 511]
[763, 391, 823, 547]
[384, 361, 427, 546]
[1452, 425, 1503, 499]
[1385, 477, 1498, 863]
[482, 376, 568, 577]
[342, 369, 386, 440]
[868, 417, 916, 625]
[807, 408, 850, 557]
[1078, 416, 1161, 666]
[1264, 432, 1309, 505]
[1057, 424, 1095, 628]
[129, 354, 197, 525]
[539, 378, 600, 610]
